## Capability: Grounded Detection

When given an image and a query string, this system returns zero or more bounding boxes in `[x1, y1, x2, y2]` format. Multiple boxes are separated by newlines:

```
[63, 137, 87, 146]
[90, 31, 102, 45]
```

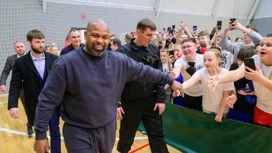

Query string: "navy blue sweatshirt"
[34, 48, 174, 140]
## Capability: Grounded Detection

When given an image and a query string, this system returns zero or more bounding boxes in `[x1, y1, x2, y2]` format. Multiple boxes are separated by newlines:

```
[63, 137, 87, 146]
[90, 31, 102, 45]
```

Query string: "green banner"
[162, 103, 272, 153]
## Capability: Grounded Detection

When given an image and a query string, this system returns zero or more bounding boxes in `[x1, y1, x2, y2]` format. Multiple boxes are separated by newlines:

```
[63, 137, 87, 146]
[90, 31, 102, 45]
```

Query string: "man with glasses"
[172, 38, 204, 111]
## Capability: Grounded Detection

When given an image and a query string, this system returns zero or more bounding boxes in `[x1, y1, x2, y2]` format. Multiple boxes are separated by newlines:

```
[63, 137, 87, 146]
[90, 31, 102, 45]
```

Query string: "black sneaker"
[27, 123, 33, 136]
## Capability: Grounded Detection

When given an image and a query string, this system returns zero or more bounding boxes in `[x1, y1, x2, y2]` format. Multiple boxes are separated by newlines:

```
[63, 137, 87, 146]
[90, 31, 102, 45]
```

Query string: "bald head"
[84, 19, 110, 56]
[87, 19, 110, 33]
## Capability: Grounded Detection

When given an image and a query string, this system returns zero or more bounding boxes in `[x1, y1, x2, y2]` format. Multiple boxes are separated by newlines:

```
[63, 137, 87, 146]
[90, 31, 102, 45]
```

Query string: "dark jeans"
[49, 105, 61, 153]
[117, 95, 169, 153]
[182, 94, 203, 111]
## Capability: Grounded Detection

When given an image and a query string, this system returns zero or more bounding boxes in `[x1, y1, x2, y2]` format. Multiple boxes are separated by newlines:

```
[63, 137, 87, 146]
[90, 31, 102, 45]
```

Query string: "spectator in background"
[107, 34, 116, 50]
[49, 44, 59, 56]
[255, 43, 261, 52]
[45, 45, 50, 52]
[235, 37, 243, 45]
[176, 22, 192, 43]
[110, 38, 121, 51]
[160, 48, 173, 102]
[227, 46, 257, 124]
[125, 33, 134, 44]
[220, 20, 263, 62]
[60, 29, 84, 55]
[172, 42, 184, 106]
[197, 31, 211, 54]
[0, 41, 26, 93]
[213, 28, 233, 70]
[173, 42, 183, 60]
[165, 33, 176, 48]
[0, 41, 26, 115]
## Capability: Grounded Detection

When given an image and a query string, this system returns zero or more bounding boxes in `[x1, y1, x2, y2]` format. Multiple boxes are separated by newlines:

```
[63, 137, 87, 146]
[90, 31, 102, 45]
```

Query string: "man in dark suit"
[8, 29, 61, 153]
[0, 41, 26, 93]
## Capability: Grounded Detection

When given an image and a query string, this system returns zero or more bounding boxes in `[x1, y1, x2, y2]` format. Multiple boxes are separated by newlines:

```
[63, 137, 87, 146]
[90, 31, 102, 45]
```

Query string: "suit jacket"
[8, 51, 58, 124]
[0, 54, 18, 85]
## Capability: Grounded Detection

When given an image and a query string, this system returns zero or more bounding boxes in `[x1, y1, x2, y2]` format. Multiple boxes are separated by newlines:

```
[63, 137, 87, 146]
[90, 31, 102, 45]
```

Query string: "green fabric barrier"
[162, 102, 272, 153]
[138, 121, 146, 132]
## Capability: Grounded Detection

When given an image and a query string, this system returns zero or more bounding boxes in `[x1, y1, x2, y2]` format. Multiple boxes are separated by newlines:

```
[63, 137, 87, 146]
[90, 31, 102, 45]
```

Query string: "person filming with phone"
[208, 34, 272, 128]
[220, 18, 263, 62]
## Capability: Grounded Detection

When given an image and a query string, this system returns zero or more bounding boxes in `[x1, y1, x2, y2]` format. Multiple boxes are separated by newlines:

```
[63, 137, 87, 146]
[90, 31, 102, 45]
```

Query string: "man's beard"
[90, 49, 104, 56]
[31, 46, 44, 54]
[84, 46, 104, 57]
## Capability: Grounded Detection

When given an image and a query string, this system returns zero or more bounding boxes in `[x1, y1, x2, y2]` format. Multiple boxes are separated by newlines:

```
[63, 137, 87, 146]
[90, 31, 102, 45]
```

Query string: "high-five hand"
[207, 68, 219, 92]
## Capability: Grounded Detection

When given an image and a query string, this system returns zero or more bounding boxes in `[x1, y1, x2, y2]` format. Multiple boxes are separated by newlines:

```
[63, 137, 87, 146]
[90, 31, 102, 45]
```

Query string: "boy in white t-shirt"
[209, 34, 272, 128]
[172, 38, 204, 111]
[181, 48, 235, 122]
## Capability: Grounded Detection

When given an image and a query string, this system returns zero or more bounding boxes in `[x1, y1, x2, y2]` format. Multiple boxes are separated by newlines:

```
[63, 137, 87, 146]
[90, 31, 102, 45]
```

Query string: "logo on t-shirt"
[196, 65, 203, 71]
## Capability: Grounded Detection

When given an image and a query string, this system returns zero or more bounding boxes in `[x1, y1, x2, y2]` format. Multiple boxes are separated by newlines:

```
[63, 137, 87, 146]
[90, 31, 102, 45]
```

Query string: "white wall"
[254, 0, 272, 19]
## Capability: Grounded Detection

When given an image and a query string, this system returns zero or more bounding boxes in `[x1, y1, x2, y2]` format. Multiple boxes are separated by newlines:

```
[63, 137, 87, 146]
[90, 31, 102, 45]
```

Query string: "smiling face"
[203, 50, 221, 72]
[84, 20, 110, 56]
[259, 36, 272, 65]
[182, 41, 197, 61]
[69, 30, 81, 48]
[160, 51, 169, 64]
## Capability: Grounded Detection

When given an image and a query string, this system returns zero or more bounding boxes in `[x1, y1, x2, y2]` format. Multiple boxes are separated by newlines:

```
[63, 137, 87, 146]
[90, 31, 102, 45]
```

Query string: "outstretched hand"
[225, 94, 237, 108]
[170, 80, 184, 97]
[207, 68, 219, 92]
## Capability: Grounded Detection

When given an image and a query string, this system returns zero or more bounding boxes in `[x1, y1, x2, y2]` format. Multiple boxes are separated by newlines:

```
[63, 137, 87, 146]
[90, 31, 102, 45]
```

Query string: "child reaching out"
[208, 34, 272, 128]
[226, 46, 257, 123]
[181, 48, 236, 122]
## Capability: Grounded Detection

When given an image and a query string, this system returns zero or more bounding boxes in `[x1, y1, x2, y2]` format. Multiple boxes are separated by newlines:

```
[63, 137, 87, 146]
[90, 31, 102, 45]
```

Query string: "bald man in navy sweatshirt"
[34, 19, 183, 153]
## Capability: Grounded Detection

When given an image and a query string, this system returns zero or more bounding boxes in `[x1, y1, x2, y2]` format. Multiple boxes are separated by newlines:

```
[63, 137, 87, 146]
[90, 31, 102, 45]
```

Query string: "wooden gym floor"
[0, 94, 181, 153]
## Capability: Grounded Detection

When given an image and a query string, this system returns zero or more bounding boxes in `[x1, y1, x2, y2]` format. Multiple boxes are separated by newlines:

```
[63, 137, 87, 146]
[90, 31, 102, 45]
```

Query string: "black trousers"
[63, 120, 116, 153]
[182, 93, 203, 111]
[117, 95, 169, 153]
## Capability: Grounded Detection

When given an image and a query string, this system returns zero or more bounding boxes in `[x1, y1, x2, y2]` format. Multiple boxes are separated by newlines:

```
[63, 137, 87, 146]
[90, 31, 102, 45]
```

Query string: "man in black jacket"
[8, 29, 60, 153]
[117, 18, 169, 153]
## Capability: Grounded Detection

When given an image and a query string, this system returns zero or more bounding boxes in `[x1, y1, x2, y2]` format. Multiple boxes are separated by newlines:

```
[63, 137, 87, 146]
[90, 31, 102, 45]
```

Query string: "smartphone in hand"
[244, 58, 256, 72]
[168, 50, 174, 56]
[172, 25, 176, 30]
[216, 20, 222, 30]
[193, 25, 197, 31]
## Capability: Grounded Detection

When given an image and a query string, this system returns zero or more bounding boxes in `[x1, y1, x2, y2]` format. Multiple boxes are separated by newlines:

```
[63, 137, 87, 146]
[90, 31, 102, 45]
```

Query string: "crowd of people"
[0, 17, 271, 153]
